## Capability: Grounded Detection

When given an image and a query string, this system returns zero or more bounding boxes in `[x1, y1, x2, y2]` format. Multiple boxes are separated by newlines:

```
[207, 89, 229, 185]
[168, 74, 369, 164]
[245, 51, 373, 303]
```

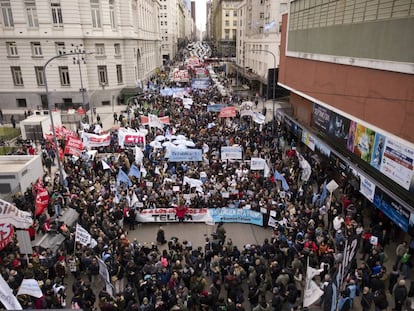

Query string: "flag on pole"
[128, 164, 141, 178]
[101, 160, 111, 170]
[128, 192, 138, 207]
[117, 169, 132, 187]
[135, 146, 144, 164]
[274, 171, 289, 191]
[0, 199, 33, 229]
[303, 263, 324, 307]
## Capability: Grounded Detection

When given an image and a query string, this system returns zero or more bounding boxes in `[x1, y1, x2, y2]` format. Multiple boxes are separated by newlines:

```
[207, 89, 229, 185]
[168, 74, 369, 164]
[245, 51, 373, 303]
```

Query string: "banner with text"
[169, 148, 203, 162]
[221, 146, 243, 161]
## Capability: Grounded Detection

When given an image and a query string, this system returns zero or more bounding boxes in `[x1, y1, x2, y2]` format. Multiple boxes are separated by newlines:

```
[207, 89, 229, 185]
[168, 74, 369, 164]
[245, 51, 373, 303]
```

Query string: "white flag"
[0, 199, 33, 229]
[303, 265, 324, 307]
[128, 192, 138, 207]
[155, 166, 161, 175]
[101, 160, 111, 170]
[17, 279, 43, 298]
[135, 146, 144, 164]
[140, 164, 147, 178]
[0, 273, 22, 309]
[96, 256, 114, 297]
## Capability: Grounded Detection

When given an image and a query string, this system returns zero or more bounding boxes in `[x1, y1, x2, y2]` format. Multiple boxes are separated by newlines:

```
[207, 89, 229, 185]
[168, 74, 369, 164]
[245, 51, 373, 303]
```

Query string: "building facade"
[212, 0, 242, 57]
[279, 0, 414, 233]
[235, 0, 287, 97]
[0, 0, 162, 110]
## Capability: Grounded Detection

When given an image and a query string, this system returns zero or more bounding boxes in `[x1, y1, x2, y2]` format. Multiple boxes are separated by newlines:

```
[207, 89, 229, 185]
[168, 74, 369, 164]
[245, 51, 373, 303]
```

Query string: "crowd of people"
[1, 61, 414, 311]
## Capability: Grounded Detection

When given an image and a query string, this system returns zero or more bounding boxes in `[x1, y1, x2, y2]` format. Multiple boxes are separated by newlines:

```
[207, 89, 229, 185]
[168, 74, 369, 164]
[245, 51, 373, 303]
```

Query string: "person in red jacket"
[175, 205, 187, 223]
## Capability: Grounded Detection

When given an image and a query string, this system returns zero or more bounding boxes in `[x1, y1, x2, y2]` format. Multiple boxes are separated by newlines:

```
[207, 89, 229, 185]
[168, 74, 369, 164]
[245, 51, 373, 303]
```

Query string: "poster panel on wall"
[370, 133, 386, 170]
[301, 130, 316, 151]
[312, 103, 331, 132]
[327, 111, 351, 147]
[380, 137, 414, 191]
[347, 122, 376, 163]
[359, 174, 376, 202]
[373, 187, 409, 232]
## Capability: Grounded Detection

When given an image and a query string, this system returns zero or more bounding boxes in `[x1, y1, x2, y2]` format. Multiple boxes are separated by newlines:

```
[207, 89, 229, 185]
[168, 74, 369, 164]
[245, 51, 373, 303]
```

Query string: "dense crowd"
[1, 65, 413, 311]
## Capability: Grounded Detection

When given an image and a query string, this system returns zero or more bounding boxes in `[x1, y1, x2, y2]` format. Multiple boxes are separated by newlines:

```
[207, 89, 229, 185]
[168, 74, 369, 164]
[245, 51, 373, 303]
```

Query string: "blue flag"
[128, 164, 141, 178]
[319, 180, 327, 207]
[117, 169, 132, 187]
[274, 170, 289, 191]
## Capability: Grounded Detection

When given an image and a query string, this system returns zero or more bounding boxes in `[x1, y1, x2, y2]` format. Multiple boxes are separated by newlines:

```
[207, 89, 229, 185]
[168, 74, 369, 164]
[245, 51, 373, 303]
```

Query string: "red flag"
[58, 147, 64, 161]
[64, 136, 83, 156]
[35, 188, 49, 216]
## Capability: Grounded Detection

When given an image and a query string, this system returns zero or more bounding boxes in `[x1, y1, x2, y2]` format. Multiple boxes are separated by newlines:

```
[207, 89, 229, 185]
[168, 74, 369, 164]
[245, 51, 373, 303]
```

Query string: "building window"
[25, 0, 38, 27]
[114, 43, 121, 56]
[225, 10, 229, 17]
[59, 66, 70, 86]
[260, 12, 264, 19]
[1, 0, 14, 27]
[31, 42, 42, 57]
[225, 29, 230, 40]
[11, 66, 24, 86]
[232, 29, 237, 39]
[51, 1, 63, 27]
[116, 64, 123, 83]
[233, 20, 237, 26]
[6, 41, 18, 57]
[90, 0, 101, 28]
[109, 0, 116, 29]
[225, 20, 229, 26]
[233, 10, 237, 17]
[95, 43, 105, 56]
[55, 42, 65, 55]
[98, 65, 108, 85]
[17, 98, 27, 107]
[35, 66, 45, 86]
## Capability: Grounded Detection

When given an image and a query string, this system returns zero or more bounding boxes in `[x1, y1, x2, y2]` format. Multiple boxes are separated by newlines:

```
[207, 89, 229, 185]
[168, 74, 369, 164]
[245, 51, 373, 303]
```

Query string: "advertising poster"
[359, 174, 375, 202]
[380, 138, 414, 191]
[370, 133, 386, 170]
[327, 112, 351, 147]
[301, 130, 316, 151]
[373, 187, 409, 232]
[351, 123, 376, 163]
[312, 103, 331, 132]
[347, 121, 357, 152]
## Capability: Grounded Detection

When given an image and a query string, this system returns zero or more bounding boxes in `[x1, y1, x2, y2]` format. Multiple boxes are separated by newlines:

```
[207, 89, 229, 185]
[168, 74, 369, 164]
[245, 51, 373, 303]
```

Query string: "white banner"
[0, 199, 33, 229]
[239, 101, 255, 117]
[221, 146, 243, 161]
[75, 224, 97, 248]
[303, 266, 324, 307]
[183, 176, 203, 191]
[136, 207, 211, 223]
[81, 132, 111, 147]
[252, 112, 266, 124]
[0, 273, 22, 310]
[17, 279, 43, 298]
[359, 174, 375, 202]
[118, 128, 146, 148]
[250, 158, 266, 170]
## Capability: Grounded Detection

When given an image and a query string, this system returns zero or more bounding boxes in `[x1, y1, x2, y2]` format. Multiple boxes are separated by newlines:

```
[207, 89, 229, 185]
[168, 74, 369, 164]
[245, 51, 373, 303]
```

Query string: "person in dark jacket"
[393, 279, 408, 311]
[271, 287, 283, 311]
[360, 287, 373, 311]
[373, 288, 388, 311]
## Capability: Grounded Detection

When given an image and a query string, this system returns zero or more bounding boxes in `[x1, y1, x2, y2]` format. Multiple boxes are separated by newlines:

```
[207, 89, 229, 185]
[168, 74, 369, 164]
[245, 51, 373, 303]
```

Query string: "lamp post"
[70, 44, 91, 124]
[43, 50, 91, 185]
[250, 49, 276, 135]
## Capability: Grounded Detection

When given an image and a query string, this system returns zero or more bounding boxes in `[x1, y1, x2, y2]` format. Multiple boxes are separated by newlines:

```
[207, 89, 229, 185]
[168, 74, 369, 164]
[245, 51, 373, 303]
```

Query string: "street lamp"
[43, 50, 91, 185]
[70, 44, 90, 124]
[250, 49, 277, 135]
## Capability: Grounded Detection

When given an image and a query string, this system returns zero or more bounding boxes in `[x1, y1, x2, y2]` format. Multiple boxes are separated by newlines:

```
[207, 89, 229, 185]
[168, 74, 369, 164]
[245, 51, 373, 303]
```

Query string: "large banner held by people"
[209, 208, 263, 226]
[135, 208, 211, 223]
[64, 136, 83, 156]
[118, 128, 146, 148]
[169, 148, 202, 162]
[0, 199, 33, 229]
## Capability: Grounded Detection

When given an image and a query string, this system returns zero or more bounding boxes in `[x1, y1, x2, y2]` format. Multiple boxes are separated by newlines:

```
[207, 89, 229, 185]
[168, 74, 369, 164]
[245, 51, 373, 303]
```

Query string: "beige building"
[0, 0, 162, 110]
[212, 0, 242, 57]
[234, 0, 287, 98]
